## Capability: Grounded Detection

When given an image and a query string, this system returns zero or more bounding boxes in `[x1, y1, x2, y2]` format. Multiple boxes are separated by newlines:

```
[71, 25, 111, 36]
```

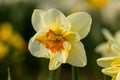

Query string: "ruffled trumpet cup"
[28, 9, 92, 70]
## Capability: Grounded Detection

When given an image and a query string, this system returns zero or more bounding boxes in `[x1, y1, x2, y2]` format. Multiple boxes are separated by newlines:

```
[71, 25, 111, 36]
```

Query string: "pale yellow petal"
[102, 28, 114, 41]
[66, 12, 92, 39]
[66, 42, 87, 67]
[43, 9, 71, 31]
[112, 75, 117, 80]
[102, 67, 120, 76]
[97, 57, 116, 67]
[49, 56, 62, 70]
[28, 37, 50, 58]
[95, 42, 110, 56]
[116, 71, 120, 80]
[111, 43, 120, 55]
[63, 41, 71, 50]
[53, 42, 70, 63]
[54, 50, 69, 63]
[95, 42, 116, 57]
[32, 9, 45, 32]
[115, 31, 120, 44]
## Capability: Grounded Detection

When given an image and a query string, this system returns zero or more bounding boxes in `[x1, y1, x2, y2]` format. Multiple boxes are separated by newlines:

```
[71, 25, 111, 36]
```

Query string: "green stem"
[8, 67, 11, 80]
[72, 66, 78, 80]
[48, 70, 54, 80]
[55, 67, 61, 80]
[48, 67, 61, 80]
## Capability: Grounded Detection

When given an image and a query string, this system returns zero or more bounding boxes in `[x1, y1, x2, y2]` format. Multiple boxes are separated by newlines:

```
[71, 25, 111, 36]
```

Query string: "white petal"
[111, 43, 120, 55]
[102, 28, 114, 41]
[32, 9, 45, 32]
[49, 56, 62, 70]
[115, 31, 120, 44]
[54, 50, 69, 63]
[54, 42, 71, 63]
[102, 67, 120, 76]
[63, 41, 71, 50]
[112, 75, 117, 80]
[95, 43, 109, 54]
[97, 57, 116, 67]
[116, 71, 120, 80]
[66, 42, 87, 67]
[95, 42, 116, 57]
[66, 12, 92, 39]
[43, 9, 71, 31]
[28, 37, 50, 58]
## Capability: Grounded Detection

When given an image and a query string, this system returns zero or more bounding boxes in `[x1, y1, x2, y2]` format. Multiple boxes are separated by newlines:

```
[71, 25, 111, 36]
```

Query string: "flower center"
[45, 29, 64, 53]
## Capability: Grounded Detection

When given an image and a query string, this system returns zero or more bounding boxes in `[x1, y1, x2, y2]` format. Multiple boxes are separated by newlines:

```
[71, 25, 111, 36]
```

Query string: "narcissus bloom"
[0, 22, 27, 61]
[28, 9, 92, 70]
[89, 0, 108, 9]
[0, 22, 13, 41]
[110, 31, 120, 56]
[95, 29, 120, 57]
[97, 57, 120, 80]
[96, 29, 120, 80]
[0, 42, 8, 60]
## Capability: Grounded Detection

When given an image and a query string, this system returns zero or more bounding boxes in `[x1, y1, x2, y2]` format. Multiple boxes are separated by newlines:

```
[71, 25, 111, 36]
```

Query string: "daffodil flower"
[96, 29, 120, 80]
[89, 0, 108, 9]
[9, 32, 27, 52]
[0, 42, 8, 61]
[0, 22, 13, 41]
[97, 57, 120, 80]
[103, 29, 120, 56]
[95, 29, 120, 57]
[28, 9, 92, 70]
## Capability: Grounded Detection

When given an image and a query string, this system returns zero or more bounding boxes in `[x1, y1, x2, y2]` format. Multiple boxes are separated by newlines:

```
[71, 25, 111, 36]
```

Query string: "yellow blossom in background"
[0, 22, 13, 41]
[0, 22, 27, 61]
[89, 0, 108, 9]
[68, 1, 90, 15]
[9, 32, 27, 52]
[97, 57, 120, 80]
[68, 0, 108, 12]
[28, 9, 92, 70]
[0, 42, 8, 61]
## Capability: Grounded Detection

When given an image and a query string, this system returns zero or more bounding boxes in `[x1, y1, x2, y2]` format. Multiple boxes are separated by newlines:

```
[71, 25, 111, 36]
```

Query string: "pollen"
[45, 29, 64, 53]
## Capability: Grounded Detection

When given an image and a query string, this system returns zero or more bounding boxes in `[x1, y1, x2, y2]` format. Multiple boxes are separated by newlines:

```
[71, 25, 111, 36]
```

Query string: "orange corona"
[45, 30, 64, 53]
[36, 29, 64, 53]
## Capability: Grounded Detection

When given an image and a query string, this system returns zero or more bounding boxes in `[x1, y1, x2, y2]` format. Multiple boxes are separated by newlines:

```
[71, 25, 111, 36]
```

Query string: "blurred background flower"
[0, 0, 120, 80]
[0, 22, 27, 80]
